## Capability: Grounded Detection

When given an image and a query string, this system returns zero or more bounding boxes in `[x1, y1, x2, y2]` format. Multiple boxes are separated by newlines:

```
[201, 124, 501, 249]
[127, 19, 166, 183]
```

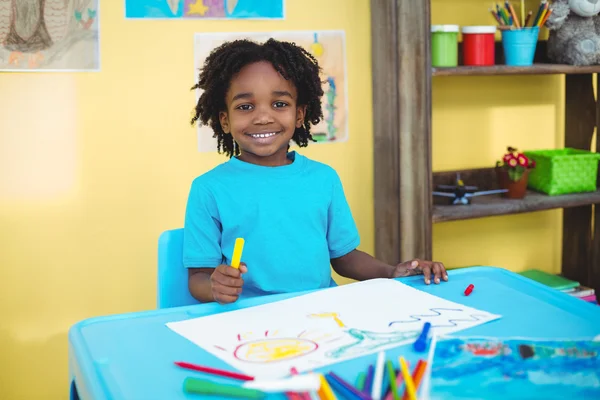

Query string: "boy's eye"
[236, 104, 253, 111]
[273, 101, 288, 108]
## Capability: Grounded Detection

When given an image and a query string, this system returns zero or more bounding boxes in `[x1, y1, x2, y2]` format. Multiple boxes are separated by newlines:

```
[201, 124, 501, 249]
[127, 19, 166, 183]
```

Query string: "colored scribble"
[428, 337, 600, 400]
[233, 338, 319, 363]
[326, 328, 420, 359]
[308, 312, 345, 327]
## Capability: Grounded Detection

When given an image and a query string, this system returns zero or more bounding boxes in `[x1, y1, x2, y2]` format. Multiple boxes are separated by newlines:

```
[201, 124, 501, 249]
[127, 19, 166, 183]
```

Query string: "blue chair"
[157, 228, 199, 308]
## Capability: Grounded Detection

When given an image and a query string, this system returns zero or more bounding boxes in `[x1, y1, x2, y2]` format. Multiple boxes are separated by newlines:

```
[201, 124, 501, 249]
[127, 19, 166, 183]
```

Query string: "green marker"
[386, 360, 400, 400]
[355, 371, 367, 391]
[183, 377, 266, 399]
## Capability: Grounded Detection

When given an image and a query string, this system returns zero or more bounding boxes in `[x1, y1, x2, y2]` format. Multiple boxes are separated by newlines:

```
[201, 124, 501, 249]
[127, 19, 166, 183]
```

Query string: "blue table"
[68, 267, 600, 399]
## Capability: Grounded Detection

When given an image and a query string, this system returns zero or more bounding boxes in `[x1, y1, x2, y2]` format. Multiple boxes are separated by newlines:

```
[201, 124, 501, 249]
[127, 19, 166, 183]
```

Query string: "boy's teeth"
[251, 132, 276, 138]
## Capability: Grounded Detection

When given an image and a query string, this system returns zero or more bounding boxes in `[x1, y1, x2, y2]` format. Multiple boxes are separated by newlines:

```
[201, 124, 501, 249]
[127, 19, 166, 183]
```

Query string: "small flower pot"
[496, 167, 530, 199]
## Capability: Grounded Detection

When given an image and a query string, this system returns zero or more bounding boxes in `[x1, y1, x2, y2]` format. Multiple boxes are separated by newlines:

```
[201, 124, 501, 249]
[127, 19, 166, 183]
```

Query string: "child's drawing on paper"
[193, 30, 348, 152]
[0, 0, 99, 71]
[166, 279, 501, 378]
[428, 336, 600, 400]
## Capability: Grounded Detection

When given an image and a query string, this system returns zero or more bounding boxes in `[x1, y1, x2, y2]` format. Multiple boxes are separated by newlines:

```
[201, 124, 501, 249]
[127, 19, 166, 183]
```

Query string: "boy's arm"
[188, 268, 216, 303]
[331, 249, 394, 281]
[331, 249, 449, 284]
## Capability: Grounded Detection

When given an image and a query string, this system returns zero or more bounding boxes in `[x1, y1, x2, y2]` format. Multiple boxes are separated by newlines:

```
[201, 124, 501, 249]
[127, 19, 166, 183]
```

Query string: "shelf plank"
[433, 189, 600, 223]
[432, 168, 600, 223]
[432, 64, 600, 76]
[432, 40, 600, 76]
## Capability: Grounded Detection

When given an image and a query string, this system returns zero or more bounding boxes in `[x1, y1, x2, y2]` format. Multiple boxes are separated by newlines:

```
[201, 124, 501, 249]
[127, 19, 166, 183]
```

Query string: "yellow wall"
[0, 0, 570, 398]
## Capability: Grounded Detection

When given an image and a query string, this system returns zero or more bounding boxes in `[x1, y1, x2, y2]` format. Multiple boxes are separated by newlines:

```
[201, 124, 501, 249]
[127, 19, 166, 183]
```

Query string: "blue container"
[501, 26, 540, 66]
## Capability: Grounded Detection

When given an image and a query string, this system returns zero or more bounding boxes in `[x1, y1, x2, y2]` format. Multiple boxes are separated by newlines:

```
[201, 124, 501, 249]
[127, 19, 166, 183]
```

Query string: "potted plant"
[495, 146, 536, 199]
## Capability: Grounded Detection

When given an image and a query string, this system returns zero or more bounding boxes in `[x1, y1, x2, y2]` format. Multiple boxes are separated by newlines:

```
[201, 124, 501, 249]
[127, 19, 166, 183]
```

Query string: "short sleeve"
[183, 181, 223, 268]
[327, 171, 360, 258]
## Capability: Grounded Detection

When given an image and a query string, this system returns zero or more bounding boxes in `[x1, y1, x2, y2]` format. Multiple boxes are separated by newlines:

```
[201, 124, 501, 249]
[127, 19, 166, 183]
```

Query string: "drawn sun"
[213, 328, 345, 364]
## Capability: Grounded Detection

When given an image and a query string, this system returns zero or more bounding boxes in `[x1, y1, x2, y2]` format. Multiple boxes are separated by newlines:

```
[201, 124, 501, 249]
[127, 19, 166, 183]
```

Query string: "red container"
[461, 26, 496, 66]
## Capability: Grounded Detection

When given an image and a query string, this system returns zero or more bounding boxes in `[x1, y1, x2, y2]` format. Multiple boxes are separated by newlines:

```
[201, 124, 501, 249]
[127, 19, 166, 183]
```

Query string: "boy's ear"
[296, 105, 307, 128]
[219, 111, 230, 134]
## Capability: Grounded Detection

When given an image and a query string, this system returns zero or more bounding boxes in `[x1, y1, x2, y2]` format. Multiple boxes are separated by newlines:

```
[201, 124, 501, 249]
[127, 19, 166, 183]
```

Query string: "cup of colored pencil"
[491, 1, 550, 66]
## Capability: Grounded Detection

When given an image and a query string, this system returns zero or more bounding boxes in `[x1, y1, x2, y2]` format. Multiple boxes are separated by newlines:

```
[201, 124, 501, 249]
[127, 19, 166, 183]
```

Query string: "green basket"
[523, 148, 600, 196]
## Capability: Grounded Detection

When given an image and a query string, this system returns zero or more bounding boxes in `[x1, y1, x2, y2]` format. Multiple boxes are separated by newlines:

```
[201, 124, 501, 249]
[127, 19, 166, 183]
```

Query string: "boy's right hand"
[210, 263, 247, 304]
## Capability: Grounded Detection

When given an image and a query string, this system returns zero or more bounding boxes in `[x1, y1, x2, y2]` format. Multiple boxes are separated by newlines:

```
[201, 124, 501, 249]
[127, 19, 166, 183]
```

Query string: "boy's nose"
[252, 110, 274, 125]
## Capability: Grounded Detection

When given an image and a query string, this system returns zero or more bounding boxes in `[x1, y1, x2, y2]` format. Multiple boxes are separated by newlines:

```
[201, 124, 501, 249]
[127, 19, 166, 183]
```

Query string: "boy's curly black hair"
[190, 38, 324, 157]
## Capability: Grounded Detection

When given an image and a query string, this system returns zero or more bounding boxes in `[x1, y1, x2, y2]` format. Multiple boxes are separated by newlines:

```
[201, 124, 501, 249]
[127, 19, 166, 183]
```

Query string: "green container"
[432, 25, 459, 67]
[523, 148, 600, 196]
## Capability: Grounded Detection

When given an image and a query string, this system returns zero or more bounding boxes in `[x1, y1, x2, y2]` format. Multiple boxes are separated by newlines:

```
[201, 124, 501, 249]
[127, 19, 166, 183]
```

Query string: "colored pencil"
[399, 357, 417, 400]
[520, 0, 525, 27]
[532, 0, 547, 27]
[524, 10, 532, 27]
[540, 8, 553, 26]
[490, 9, 503, 25]
[506, 1, 520, 28]
[174, 361, 254, 381]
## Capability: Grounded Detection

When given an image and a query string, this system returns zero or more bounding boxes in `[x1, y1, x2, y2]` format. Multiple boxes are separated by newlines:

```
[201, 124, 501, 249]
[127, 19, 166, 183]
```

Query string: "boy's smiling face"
[219, 61, 306, 166]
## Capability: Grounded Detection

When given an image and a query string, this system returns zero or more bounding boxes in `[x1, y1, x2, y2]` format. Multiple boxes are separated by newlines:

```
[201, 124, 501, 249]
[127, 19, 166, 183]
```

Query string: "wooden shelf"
[433, 189, 600, 223]
[432, 40, 600, 76]
[433, 64, 600, 77]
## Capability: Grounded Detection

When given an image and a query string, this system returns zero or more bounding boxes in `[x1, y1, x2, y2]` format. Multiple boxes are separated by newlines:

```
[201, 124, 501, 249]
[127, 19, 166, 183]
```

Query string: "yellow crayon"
[231, 238, 244, 269]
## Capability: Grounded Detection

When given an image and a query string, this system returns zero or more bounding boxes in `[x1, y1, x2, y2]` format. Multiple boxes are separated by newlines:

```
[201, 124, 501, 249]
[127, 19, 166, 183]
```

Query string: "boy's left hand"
[392, 259, 448, 285]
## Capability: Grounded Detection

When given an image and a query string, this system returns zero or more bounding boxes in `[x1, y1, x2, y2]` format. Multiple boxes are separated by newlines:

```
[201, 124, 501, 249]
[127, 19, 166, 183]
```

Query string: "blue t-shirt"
[183, 151, 360, 299]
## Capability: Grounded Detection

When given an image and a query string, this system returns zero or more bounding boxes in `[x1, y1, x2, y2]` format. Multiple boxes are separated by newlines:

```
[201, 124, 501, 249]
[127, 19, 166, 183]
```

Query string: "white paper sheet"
[166, 279, 501, 378]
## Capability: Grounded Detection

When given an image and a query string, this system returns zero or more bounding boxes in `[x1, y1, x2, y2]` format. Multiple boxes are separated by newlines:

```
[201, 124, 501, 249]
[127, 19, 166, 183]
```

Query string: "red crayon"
[464, 284, 475, 296]
[174, 361, 254, 381]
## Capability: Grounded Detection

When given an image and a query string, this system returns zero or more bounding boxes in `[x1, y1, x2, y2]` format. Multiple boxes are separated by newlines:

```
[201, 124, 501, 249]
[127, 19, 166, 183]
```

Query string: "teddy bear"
[545, 0, 600, 65]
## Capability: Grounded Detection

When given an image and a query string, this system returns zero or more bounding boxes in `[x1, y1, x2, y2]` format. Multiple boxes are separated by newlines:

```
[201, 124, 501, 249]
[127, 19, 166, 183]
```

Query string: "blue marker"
[413, 322, 431, 352]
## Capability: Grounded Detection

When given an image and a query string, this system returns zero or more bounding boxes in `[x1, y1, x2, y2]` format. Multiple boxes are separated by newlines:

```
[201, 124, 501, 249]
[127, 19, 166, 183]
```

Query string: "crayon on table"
[183, 377, 265, 399]
[464, 284, 474, 296]
[231, 237, 245, 269]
